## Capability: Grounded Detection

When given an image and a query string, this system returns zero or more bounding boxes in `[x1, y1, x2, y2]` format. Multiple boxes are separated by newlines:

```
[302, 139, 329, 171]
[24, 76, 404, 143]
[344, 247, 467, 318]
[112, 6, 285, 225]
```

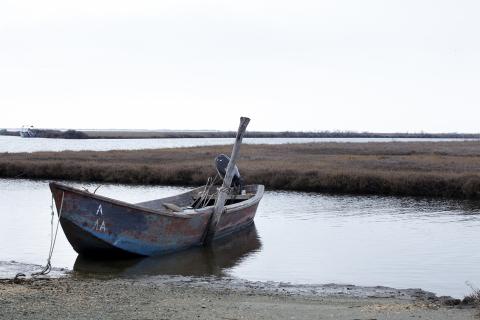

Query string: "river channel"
[1, 179, 479, 298]
[0, 136, 474, 153]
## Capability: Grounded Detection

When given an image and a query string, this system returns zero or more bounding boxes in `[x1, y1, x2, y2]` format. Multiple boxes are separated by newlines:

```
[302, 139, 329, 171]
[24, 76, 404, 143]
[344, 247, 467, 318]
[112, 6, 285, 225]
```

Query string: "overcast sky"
[0, 0, 479, 132]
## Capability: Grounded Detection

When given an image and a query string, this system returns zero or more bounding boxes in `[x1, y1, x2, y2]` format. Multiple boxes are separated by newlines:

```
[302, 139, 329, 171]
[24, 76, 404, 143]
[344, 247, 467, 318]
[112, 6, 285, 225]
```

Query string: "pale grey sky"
[1, 0, 479, 132]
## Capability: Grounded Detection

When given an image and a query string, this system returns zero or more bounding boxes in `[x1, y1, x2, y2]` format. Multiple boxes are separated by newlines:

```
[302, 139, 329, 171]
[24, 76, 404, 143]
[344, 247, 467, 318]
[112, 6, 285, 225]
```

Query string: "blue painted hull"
[73, 225, 261, 276]
[49, 182, 264, 257]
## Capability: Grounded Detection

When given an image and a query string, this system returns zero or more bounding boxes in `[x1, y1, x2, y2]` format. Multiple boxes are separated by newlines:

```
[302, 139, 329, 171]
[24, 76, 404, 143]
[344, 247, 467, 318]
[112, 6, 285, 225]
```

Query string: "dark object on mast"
[215, 154, 243, 189]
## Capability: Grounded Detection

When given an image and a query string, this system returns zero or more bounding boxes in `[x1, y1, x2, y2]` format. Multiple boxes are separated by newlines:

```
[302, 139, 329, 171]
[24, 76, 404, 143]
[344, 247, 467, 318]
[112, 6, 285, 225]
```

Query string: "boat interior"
[135, 185, 259, 214]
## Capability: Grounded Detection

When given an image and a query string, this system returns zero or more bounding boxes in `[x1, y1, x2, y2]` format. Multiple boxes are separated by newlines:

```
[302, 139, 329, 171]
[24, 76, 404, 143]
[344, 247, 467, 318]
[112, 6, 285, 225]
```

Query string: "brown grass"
[1, 141, 480, 198]
[80, 130, 480, 139]
[464, 282, 480, 310]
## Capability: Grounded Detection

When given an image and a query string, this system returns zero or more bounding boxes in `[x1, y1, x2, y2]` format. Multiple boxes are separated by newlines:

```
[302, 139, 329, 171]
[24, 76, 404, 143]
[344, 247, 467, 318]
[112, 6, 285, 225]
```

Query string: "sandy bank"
[0, 275, 476, 320]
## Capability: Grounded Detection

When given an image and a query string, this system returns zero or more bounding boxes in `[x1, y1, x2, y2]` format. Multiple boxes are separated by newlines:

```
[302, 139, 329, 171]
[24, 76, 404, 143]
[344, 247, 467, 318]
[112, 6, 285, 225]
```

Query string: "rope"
[30, 191, 65, 277]
[201, 175, 219, 208]
[82, 185, 102, 194]
[194, 174, 221, 209]
[12, 273, 26, 283]
[219, 185, 232, 194]
[93, 185, 102, 194]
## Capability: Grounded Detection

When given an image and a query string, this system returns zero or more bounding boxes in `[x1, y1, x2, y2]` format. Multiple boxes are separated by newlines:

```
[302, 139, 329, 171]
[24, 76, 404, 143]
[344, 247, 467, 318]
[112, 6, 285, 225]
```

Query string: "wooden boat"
[49, 182, 264, 257]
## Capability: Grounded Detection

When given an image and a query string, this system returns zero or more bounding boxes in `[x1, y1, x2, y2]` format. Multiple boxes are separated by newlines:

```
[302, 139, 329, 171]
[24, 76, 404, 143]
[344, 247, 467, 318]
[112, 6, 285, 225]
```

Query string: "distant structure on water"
[20, 126, 36, 138]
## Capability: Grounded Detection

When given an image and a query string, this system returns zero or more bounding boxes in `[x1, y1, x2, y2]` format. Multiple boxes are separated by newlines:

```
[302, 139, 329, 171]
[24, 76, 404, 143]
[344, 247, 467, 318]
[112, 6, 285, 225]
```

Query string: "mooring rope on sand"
[13, 191, 65, 280]
[33, 191, 65, 276]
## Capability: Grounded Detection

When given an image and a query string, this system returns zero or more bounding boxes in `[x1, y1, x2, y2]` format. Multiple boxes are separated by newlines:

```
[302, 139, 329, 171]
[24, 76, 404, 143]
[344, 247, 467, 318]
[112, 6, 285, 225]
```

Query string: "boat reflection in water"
[74, 225, 261, 277]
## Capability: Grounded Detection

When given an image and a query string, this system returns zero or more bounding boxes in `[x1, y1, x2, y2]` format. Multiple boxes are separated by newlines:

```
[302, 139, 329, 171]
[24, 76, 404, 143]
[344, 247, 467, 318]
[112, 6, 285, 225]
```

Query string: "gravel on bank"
[0, 276, 477, 320]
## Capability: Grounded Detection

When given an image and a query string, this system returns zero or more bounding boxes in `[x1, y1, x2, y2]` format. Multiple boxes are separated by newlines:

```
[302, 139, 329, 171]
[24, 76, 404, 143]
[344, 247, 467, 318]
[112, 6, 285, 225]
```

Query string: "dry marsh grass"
[463, 282, 480, 312]
[1, 141, 480, 198]
[80, 130, 480, 139]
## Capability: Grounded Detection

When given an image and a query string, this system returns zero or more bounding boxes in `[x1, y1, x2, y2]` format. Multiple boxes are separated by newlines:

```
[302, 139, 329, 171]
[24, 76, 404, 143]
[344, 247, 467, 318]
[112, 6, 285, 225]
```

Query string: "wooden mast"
[204, 116, 250, 244]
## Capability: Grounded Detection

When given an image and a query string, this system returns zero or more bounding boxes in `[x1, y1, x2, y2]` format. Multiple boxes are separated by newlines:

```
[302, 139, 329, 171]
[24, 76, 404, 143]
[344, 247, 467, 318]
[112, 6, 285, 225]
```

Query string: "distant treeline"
[1, 129, 480, 139]
[80, 130, 480, 139]
[0, 129, 88, 139]
[1, 141, 480, 199]
[0, 129, 19, 137]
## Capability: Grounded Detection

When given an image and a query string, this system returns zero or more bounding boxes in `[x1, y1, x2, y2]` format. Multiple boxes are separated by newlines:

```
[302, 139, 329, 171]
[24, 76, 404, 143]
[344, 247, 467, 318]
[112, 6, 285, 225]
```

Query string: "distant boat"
[20, 126, 36, 138]
[49, 181, 264, 257]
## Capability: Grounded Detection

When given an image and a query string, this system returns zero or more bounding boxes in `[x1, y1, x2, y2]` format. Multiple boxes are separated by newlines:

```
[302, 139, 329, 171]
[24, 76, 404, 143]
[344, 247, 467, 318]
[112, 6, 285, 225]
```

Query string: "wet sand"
[0, 275, 476, 320]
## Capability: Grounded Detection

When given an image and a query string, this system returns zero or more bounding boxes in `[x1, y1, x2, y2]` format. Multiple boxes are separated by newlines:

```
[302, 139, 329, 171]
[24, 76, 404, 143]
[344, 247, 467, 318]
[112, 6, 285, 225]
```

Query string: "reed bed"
[75, 130, 480, 139]
[1, 141, 480, 199]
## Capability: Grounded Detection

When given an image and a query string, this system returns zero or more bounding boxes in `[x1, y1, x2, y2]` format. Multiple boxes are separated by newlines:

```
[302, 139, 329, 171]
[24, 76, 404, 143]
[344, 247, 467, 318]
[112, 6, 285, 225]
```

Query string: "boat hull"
[49, 182, 263, 257]
[73, 225, 261, 276]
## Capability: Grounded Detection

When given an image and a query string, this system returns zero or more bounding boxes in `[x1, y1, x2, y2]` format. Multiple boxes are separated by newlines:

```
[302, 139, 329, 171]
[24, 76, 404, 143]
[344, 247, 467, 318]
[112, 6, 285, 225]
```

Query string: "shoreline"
[3, 129, 480, 139]
[1, 141, 480, 199]
[0, 271, 476, 320]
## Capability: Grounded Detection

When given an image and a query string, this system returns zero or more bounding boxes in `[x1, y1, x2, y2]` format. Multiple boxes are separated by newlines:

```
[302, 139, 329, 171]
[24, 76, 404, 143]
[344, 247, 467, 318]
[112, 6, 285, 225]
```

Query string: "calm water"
[0, 136, 474, 153]
[1, 179, 479, 298]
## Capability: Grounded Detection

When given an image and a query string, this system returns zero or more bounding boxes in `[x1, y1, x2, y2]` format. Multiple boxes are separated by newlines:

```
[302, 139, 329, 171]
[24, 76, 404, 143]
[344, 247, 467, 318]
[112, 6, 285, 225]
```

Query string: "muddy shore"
[0, 274, 476, 320]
